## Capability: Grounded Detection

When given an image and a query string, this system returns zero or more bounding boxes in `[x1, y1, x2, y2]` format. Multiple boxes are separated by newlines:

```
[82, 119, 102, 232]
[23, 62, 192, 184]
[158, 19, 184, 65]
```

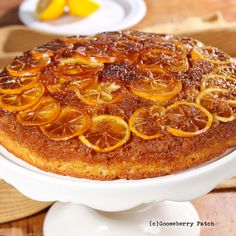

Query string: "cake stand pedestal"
[44, 201, 200, 236]
[0, 146, 235, 236]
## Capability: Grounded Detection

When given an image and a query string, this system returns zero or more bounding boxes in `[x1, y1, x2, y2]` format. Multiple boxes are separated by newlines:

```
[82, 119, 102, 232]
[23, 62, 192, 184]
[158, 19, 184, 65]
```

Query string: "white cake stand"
[0, 145, 235, 236]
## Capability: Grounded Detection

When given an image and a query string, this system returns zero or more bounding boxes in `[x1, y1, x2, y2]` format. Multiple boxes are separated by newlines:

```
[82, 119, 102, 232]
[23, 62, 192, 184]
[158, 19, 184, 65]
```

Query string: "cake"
[0, 31, 235, 180]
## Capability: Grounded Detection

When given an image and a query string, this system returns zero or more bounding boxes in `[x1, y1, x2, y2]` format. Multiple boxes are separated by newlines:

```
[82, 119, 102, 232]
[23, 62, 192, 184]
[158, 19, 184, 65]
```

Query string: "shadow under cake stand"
[0, 146, 235, 236]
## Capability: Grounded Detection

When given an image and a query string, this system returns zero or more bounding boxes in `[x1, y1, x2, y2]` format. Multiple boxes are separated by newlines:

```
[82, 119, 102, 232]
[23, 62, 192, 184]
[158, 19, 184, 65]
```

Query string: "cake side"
[0, 111, 235, 180]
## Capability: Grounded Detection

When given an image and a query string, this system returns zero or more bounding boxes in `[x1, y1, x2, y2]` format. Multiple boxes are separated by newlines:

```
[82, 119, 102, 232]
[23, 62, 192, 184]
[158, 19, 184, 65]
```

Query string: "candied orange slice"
[131, 69, 182, 101]
[40, 106, 91, 141]
[7, 55, 50, 76]
[129, 105, 164, 139]
[0, 83, 45, 111]
[196, 88, 235, 122]
[140, 48, 188, 72]
[76, 82, 122, 105]
[191, 46, 232, 65]
[79, 115, 130, 152]
[165, 101, 213, 137]
[201, 74, 236, 91]
[17, 97, 60, 126]
[0, 74, 38, 94]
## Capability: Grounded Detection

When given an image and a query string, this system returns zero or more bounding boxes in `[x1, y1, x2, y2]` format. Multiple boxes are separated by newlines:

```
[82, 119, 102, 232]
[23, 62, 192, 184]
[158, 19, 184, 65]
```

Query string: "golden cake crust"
[0, 31, 236, 180]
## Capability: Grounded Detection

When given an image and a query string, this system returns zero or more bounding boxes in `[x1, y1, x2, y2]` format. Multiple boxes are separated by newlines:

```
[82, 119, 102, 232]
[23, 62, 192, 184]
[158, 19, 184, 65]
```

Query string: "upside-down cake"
[0, 31, 235, 180]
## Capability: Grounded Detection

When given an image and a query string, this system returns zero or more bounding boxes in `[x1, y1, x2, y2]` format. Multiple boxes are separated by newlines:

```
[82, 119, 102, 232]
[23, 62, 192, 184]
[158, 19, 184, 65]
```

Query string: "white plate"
[19, 0, 146, 36]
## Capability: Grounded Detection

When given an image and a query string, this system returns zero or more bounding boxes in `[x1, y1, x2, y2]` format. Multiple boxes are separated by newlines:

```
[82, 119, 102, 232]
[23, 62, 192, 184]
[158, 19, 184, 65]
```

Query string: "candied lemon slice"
[76, 82, 122, 105]
[191, 46, 232, 65]
[213, 65, 236, 78]
[69, 76, 98, 91]
[17, 97, 60, 126]
[165, 101, 213, 137]
[68, 43, 116, 64]
[58, 57, 104, 67]
[131, 69, 182, 101]
[201, 74, 236, 91]
[0, 83, 45, 111]
[57, 59, 104, 76]
[46, 76, 69, 93]
[0, 74, 39, 94]
[79, 115, 130, 152]
[40, 106, 91, 140]
[36, 0, 66, 21]
[32, 39, 71, 58]
[196, 88, 235, 122]
[7, 55, 50, 77]
[109, 39, 142, 61]
[129, 105, 164, 140]
[140, 49, 188, 72]
[68, 0, 100, 17]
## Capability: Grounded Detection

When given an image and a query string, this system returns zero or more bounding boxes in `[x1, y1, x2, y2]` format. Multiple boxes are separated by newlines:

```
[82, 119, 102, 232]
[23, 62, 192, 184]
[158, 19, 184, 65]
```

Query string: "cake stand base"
[43, 201, 200, 236]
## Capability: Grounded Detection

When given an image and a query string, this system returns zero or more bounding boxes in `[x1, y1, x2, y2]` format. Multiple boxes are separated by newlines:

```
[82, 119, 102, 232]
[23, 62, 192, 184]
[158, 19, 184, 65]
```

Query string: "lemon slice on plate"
[36, 0, 66, 21]
[68, 0, 101, 17]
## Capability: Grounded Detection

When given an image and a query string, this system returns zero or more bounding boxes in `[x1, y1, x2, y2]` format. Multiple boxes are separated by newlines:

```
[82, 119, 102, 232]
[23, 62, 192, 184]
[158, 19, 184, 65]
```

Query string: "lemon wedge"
[36, 0, 66, 21]
[67, 0, 100, 17]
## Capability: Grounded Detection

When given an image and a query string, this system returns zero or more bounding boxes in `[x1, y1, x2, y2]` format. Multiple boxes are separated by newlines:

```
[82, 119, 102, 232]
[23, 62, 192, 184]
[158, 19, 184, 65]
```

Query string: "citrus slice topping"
[17, 97, 60, 126]
[32, 47, 54, 59]
[40, 106, 91, 140]
[0, 74, 38, 94]
[58, 57, 104, 67]
[201, 74, 236, 91]
[36, 0, 66, 21]
[58, 61, 103, 76]
[173, 37, 204, 52]
[196, 88, 235, 122]
[56, 57, 104, 79]
[191, 46, 232, 65]
[61, 36, 93, 45]
[129, 106, 164, 139]
[165, 101, 213, 137]
[213, 65, 236, 78]
[67, 0, 100, 17]
[32, 39, 71, 58]
[7, 55, 50, 76]
[109, 40, 142, 61]
[76, 82, 122, 105]
[131, 69, 182, 101]
[69, 76, 98, 91]
[46, 76, 69, 94]
[79, 115, 130, 152]
[0, 83, 45, 111]
[73, 44, 116, 64]
[140, 49, 188, 72]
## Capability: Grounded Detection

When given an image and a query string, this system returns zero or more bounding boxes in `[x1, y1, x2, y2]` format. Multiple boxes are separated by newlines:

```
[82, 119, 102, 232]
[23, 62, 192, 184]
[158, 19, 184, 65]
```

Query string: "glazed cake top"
[0, 31, 235, 153]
